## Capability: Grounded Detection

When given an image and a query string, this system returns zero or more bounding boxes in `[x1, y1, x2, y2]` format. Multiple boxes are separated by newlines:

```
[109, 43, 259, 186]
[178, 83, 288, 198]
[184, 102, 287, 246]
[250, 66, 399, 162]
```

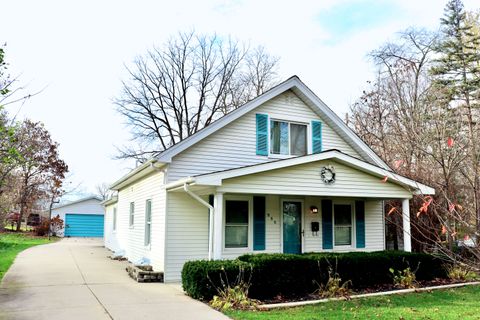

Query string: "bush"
[390, 267, 417, 288]
[34, 219, 49, 236]
[181, 259, 251, 300]
[182, 251, 448, 300]
[314, 260, 352, 298]
[447, 264, 479, 281]
[209, 266, 257, 311]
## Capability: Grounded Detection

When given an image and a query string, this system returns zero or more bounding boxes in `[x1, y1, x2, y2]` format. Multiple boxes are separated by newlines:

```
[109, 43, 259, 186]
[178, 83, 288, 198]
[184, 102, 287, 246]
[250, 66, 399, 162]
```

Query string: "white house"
[103, 76, 434, 283]
[51, 196, 104, 237]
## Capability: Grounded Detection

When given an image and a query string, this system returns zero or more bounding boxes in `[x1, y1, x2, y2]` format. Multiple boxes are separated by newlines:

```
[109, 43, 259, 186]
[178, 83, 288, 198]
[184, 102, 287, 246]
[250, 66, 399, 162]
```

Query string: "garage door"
[65, 214, 104, 237]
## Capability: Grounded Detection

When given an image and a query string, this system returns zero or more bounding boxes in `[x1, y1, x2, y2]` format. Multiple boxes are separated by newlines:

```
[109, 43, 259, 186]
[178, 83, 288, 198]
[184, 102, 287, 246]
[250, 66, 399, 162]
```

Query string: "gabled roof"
[167, 150, 434, 195]
[155, 76, 390, 169]
[52, 196, 103, 210]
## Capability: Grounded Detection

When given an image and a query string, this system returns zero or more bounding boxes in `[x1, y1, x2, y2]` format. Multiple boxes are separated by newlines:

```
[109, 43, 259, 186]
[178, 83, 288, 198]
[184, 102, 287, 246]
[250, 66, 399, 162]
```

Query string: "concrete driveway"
[0, 238, 229, 320]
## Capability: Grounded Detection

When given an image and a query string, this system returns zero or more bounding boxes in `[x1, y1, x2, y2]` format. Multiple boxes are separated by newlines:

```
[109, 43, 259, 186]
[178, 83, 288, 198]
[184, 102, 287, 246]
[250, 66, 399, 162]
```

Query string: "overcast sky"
[1, 0, 478, 199]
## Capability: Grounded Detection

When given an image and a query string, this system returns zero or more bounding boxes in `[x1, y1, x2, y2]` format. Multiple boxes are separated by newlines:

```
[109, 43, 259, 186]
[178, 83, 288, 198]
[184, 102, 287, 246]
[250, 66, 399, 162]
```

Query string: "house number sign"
[320, 165, 336, 185]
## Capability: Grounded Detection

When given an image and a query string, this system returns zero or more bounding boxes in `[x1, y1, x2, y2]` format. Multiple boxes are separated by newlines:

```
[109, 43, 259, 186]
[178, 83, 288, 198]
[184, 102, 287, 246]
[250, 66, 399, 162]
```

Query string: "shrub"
[447, 264, 479, 281]
[389, 267, 417, 288]
[238, 251, 447, 299]
[34, 219, 49, 236]
[34, 215, 64, 237]
[181, 259, 251, 300]
[182, 251, 448, 300]
[209, 266, 257, 311]
[49, 215, 64, 237]
[314, 260, 351, 298]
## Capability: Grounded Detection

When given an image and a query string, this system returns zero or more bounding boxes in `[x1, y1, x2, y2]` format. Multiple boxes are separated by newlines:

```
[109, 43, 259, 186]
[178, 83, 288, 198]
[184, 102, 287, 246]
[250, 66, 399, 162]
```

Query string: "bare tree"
[348, 18, 480, 270]
[95, 182, 113, 201]
[115, 31, 280, 161]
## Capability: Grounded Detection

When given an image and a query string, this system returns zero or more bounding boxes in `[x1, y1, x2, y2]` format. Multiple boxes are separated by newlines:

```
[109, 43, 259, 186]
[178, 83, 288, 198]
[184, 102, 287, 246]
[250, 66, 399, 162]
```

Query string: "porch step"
[126, 264, 164, 282]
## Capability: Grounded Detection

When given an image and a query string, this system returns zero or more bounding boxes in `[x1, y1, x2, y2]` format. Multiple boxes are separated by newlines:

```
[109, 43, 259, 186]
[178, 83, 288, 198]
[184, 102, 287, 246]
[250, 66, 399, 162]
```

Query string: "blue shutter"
[312, 120, 322, 154]
[256, 114, 269, 156]
[355, 201, 366, 248]
[321, 199, 333, 249]
[253, 196, 266, 250]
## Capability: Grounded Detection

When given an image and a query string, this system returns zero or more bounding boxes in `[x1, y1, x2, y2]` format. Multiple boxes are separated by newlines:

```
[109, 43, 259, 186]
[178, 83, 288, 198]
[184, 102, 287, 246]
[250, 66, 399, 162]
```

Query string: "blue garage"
[65, 213, 104, 237]
[51, 196, 104, 238]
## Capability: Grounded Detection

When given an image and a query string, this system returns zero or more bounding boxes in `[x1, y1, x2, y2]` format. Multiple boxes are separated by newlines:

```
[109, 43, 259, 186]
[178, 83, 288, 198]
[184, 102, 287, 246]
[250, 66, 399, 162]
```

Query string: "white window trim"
[280, 198, 305, 254]
[269, 118, 310, 158]
[129, 202, 135, 229]
[332, 200, 356, 249]
[145, 199, 152, 249]
[223, 195, 253, 254]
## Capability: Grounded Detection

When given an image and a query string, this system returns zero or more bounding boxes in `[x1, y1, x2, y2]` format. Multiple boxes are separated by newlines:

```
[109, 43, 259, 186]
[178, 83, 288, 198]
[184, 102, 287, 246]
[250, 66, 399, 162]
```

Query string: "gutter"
[165, 177, 195, 190]
[110, 159, 166, 190]
[183, 182, 214, 261]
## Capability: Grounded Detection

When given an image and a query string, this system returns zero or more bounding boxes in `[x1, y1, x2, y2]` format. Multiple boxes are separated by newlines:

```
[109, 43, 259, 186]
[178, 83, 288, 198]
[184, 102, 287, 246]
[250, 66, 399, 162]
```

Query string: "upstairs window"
[270, 120, 307, 156]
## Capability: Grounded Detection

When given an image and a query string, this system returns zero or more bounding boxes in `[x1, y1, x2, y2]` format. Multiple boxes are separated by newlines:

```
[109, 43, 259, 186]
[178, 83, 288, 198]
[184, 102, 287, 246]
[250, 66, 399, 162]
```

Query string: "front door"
[283, 201, 302, 254]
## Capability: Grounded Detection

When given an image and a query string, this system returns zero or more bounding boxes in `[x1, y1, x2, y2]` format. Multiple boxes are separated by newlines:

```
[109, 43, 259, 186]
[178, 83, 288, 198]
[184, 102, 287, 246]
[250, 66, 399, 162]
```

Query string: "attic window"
[270, 120, 307, 156]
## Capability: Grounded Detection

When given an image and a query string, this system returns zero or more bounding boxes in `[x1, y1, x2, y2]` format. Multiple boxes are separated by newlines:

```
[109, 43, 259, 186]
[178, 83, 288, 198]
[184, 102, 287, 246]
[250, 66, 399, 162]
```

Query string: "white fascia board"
[53, 196, 103, 210]
[332, 153, 435, 195]
[101, 196, 118, 206]
[193, 150, 435, 195]
[109, 159, 166, 190]
[156, 77, 299, 163]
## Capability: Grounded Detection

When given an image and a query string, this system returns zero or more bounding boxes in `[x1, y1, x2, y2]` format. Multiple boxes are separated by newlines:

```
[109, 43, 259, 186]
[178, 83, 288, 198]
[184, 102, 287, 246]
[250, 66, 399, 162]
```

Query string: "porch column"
[402, 198, 412, 252]
[213, 193, 224, 259]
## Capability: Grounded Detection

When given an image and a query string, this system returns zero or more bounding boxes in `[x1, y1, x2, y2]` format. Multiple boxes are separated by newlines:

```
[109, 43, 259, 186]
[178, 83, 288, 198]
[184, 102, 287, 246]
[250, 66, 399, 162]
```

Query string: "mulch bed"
[260, 278, 470, 304]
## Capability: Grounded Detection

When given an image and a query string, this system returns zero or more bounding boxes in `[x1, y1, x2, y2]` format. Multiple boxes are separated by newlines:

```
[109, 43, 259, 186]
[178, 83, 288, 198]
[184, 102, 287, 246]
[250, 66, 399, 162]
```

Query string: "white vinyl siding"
[217, 160, 412, 199]
[115, 171, 166, 272]
[164, 192, 209, 282]
[167, 91, 362, 182]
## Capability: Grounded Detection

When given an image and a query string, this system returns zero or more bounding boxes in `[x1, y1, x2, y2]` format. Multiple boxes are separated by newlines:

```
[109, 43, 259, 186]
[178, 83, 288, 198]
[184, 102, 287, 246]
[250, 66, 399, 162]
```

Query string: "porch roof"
[165, 150, 435, 196]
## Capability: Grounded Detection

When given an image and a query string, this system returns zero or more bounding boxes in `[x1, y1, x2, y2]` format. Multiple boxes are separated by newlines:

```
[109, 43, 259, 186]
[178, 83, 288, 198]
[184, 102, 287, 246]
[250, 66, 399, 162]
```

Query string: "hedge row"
[182, 251, 448, 300]
[181, 259, 251, 300]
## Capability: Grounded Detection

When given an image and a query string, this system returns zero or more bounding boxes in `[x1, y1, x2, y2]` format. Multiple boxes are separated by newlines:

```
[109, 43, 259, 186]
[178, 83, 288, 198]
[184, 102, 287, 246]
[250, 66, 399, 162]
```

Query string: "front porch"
[207, 193, 412, 260]
[163, 150, 432, 281]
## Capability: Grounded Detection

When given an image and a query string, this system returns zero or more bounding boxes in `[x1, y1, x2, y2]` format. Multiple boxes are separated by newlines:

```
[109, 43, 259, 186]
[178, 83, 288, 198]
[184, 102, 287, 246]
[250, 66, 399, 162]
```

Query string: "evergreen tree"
[432, 0, 480, 102]
[431, 0, 480, 233]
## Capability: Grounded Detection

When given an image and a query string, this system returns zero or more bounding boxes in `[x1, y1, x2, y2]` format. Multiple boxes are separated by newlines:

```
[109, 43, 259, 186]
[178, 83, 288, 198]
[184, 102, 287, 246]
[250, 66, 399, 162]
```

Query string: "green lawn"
[226, 285, 480, 320]
[0, 232, 55, 280]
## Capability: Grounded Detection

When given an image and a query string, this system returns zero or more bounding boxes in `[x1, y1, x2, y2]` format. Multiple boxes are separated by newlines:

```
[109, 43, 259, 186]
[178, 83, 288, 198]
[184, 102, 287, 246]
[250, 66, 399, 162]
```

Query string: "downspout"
[183, 183, 214, 260]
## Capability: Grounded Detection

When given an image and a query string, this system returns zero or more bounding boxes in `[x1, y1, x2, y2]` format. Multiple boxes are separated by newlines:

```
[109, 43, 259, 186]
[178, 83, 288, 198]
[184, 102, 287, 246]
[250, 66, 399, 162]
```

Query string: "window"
[225, 200, 249, 248]
[113, 207, 117, 231]
[129, 202, 135, 227]
[145, 200, 152, 246]
[334, 204, 352, 246]
[270, 120, 307, 156]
